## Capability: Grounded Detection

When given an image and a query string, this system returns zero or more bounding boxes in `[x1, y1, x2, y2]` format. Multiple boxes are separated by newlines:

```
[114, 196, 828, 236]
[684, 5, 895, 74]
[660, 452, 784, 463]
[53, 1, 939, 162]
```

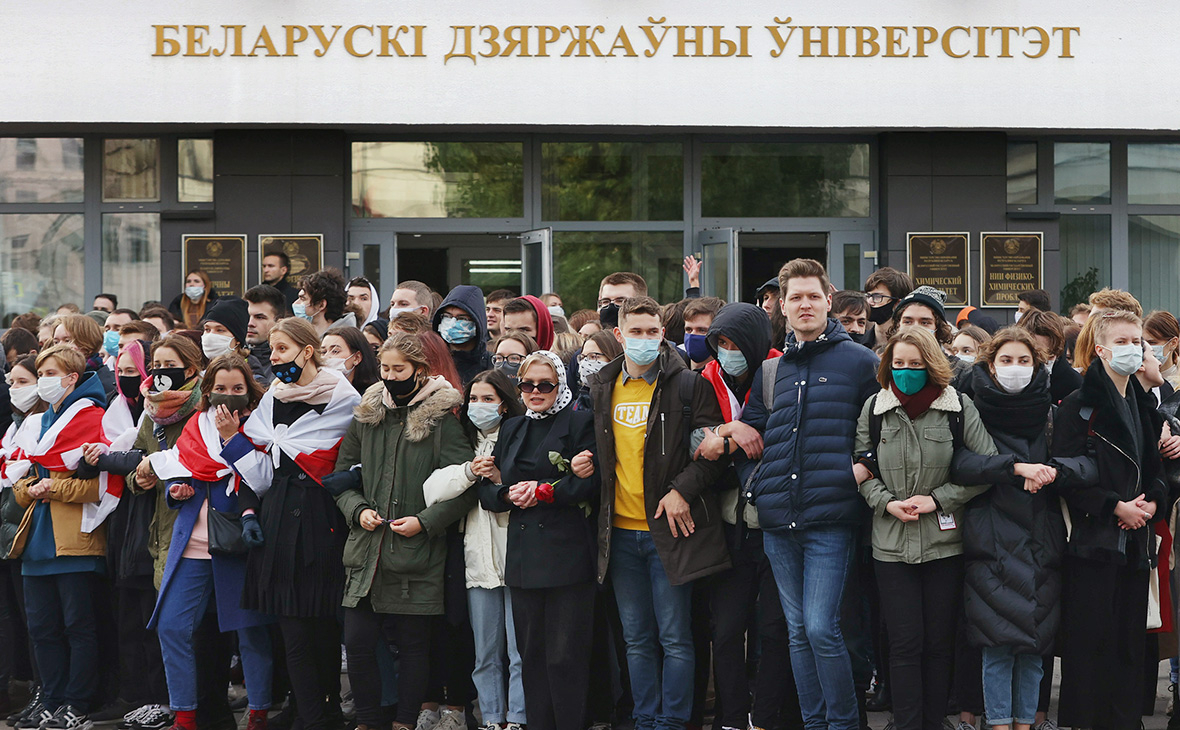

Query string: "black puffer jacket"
[951, 365, 1093, 653]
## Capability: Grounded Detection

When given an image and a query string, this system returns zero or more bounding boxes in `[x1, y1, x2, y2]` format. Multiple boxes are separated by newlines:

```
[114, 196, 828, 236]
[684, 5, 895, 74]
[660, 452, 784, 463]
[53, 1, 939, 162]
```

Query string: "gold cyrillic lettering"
[765, 17, 795, 58]
[800, 26, 830, 57]
[185, 25, 211, 56]
[1053, 27, 1079, 58]
[991, 26, 1018, 57]
[973, 26, 988, 57]
[883, 26, 908, 57]
[913, 26, 937, 57]
[606, 27, 637, 57]
[501, 25, 531, 57]
[674, 25, 706, 57]
[563, 25, 606, 57]
[310, 25, 341, 57]
[444, 25, 475, 63]
[855, 26, 879, 57]
[377, 25, 412, 57]
[248, 26, 279, 57]
[283, 25, 307, 57]
[535, 25, 563, 57]
[344, 25, 373, 57]
[942, 26, 969, 58]
[153, 25, 180, 57]
[1021, 26, 1049, 59]
[478, 25, 501, 58]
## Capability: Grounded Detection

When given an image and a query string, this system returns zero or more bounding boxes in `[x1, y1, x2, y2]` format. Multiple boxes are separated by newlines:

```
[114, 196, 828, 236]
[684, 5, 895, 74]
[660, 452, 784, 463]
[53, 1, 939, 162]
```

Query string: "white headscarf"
[523, 350, 573, 420]
[362, 282, 381, 326]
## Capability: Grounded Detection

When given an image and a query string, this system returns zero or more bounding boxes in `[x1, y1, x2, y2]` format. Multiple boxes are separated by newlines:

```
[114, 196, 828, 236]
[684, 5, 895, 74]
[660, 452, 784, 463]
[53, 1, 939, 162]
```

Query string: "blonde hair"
[270, 318, 324, 368]
[36, 343, 86, 375]
[517, 353, 559, 383]
[379, 330, 431, 388]
[1089, 288, 1143, 317]
[877, 326, 953, 390]
[1087, 311, 1144, 373]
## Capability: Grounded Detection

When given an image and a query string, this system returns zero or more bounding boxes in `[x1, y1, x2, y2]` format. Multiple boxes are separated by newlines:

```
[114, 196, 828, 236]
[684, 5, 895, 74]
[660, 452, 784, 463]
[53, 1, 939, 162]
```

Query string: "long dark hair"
[459, 369, 525, 446]
[325, 326, 380, 394]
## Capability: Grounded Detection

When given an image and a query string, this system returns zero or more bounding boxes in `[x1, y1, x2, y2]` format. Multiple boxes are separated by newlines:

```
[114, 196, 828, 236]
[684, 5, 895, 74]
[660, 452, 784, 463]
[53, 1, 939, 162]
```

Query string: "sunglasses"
[517, 380, 558, 394]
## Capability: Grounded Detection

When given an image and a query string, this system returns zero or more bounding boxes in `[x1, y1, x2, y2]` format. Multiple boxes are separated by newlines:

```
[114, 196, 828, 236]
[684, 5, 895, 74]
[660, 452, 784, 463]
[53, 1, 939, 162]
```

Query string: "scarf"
[142, 378, 201, 426]
[149, 410, 241, 495]
[524, 350, 573, 420]
[274, 367, 339, 405]
[970, 364, 1051, 441]
[890, 380, 942, 421]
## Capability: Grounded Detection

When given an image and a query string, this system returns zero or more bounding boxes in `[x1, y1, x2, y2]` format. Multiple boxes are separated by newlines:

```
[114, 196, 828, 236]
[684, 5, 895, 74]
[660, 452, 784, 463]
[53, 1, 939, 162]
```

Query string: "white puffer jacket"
[422, 427, 508, 589]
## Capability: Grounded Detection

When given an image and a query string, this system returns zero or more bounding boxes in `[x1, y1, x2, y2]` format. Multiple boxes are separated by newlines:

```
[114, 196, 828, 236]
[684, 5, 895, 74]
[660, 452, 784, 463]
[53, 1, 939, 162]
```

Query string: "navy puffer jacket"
[740, 319, 879, 530]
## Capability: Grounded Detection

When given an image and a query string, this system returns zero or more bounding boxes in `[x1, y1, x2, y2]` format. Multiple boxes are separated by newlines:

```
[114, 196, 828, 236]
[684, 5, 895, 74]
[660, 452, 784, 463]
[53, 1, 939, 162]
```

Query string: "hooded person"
[201, 297, 268, 382]
[433, 285, 495, 386]
[509, 295, 555, 351]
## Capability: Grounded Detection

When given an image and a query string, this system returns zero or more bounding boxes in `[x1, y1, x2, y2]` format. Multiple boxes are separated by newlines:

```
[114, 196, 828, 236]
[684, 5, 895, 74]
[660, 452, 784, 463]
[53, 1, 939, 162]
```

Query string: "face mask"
[868, 302, 894, 325]
[185, 285, 205, 301]
[892, 368, 928, 396]
[498, 362, 521, 384]
[272, 354, 306, 384]
[292, 301, 315, 322]
[956, 353, 975, 364]
[384, 374, 419, 400]
[548, 305, 566, 319]
[598, 303, 620, 330]
[324, 357, 355, 376]
[579, 359, 605, 387]
[1046, 357, 1056, 370]
[1013, 311, 1024, 323]
[202, 332, 234, 360]
[102, 330, 120, 357]
[1152, 345, 1167, 363]
[9, 384, 39, 413]
[208, 393, 251, 415]
[848, 331, 868, 346]
[439, 316, 477, 345]
[467, 402, 503, 431]
[387, 306, 416, 318]
[37, 375, 71, 405]
[117, 374, 142, 400]
[683, 333, 710, 363]
[994, 364, 1034, 393]
[624, 337, 660, 367]
[716, 348, 749, 377]
[151, 367, 188, 392]
[1103, 344, 1144, 377]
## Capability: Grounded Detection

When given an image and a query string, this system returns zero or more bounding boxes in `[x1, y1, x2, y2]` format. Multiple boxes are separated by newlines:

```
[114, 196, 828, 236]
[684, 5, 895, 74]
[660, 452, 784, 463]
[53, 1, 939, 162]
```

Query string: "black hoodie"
[705, 303, 772, 403]
[433, 285, 493, 386]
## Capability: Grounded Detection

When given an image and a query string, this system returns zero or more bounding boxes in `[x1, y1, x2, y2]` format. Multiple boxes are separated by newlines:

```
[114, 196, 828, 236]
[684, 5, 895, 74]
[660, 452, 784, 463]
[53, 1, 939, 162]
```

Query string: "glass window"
[553, 231, 682, 312]
[1129, 215, 1180, 315]
[178, 139, 214, 203]
[103, 139, 160, 202]
[0, 214, 84, 317]
[1128, 143, 1180, 205]
[351, 141, 524, 218]
[541, 142, 683, 221]
[701, 142, 870, 217]
[1053, 142, 1110, 204]
[0, 138, 84, 203]
[102, 214, 160, 312]
[1007, 142, 1037, 205]
[1058, 215, 1111, 313]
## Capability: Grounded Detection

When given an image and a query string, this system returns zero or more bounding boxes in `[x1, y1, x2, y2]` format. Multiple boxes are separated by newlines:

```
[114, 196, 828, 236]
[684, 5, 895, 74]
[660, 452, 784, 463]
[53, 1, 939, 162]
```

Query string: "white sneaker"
[436, 709, 466, 730]
[416, 709, 441, 730]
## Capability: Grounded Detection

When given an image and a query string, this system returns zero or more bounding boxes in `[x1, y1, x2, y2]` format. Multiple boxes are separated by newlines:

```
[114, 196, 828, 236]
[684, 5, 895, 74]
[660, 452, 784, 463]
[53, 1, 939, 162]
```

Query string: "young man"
[1016, 289, 1051, 320]
[887, 286, 974, 395]
[433, 285, 493, 385]
[1017, 309, 1083, 404]
[9, 344, 110, 730]
[92, 294, 117, 314]
[2, 327, 39, 366]
[388, 280, 433, 320]
[100, 309, 138, 361]
[1054, 309, 1167, 730]
[588, 296, 729, 730]
[862, 267, 913, 351]
[831, 291, 870, 345]
[682, 297, 724, 371]
[243, 284, 285, 382]
[502, 296, 555, 350]
[755, 278, 780, 318]
[295, 268, 348, 336]
[484, 289, 515, 340]
[139, 307, 175, 336]
[597, 273, 647, 330]
[261, 252, 299, 310]
[345, 277, 380, 325]
[719, 259, 878, 730]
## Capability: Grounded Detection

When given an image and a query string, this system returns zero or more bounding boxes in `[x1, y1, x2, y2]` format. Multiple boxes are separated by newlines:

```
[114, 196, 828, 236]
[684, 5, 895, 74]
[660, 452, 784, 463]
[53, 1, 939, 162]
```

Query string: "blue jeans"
[763, 527, 858, 730]
[982, 647, 1043, 726]
[157, 559, 273, 711]
[610, 529, 694, 730]
[468, 586, 527, 725]
[23, 572, 98, 711]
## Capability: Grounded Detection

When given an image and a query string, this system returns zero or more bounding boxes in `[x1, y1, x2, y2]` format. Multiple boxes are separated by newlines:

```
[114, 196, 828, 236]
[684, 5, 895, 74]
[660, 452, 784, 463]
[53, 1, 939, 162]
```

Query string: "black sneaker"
[42, 706, 93, 730]
[8, 688, 42, 726]
[129, 707, 172, 730]
[90, 701, 136, 725]
[13, 702, 53, 730]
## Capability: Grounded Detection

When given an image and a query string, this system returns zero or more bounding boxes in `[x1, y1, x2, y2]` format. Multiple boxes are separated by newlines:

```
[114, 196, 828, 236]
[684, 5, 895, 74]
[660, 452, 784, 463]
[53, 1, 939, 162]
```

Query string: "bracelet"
[723, 437, 731, 456]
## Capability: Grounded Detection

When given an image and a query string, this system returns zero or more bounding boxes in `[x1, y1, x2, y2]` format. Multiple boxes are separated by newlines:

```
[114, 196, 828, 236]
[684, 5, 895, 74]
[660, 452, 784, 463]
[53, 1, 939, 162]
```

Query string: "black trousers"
[586, 582, 632, 725]
[344, 602, 432, 727]
[512, 582, 596, 730]
[0, 559, 34, 687]
[952, 628, 983, 716]
[710, 529, 800, 730]
[427, 529, 476, 708]
[1058, 556, 1149, 730]
[875, 556, 963, 730]
[116, 582, 168, 706]
[279, 616, 342, 730]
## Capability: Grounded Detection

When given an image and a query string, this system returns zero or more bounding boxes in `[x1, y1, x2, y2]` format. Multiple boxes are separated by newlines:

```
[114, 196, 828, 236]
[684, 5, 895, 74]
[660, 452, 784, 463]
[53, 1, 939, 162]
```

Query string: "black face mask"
[151, 367, 188, 393]
[384, 375, 419, 402]
[848, 331, 868, 346]
[118, 374, 143, 400]
[272, 355, 304, 384]
[598, 303, 620, 330]
[208, 393, 251, 415]
[497, 362, 521, 385]
[868, 302, 895, 325]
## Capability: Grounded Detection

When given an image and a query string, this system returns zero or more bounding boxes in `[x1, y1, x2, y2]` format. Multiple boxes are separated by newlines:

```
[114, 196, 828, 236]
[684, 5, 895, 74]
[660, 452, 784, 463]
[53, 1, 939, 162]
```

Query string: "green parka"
[334, 377, 476, 615]
[855, 385, 997, 564]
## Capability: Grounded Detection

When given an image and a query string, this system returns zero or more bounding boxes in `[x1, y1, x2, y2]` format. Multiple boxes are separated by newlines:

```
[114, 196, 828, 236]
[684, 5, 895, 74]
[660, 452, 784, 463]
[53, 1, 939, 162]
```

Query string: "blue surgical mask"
[467, 403, 503, 431]
[624, 337, 660, 367]
[716, 347, 748, 377]
[1104, 344, 1143, 377]
[439, 316, 477, 345]
[102, 329, 120, 357]
[892, 367, 928, 395]
[683, 333, 710, 363]
[1152, 344, 1167, 363]
[184, 285, 204, 301]
[292, 301, 314, 322]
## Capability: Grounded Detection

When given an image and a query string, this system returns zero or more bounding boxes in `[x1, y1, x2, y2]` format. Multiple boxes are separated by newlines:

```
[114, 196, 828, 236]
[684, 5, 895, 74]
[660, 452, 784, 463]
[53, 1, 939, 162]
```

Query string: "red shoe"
[247, 710, 268, 730]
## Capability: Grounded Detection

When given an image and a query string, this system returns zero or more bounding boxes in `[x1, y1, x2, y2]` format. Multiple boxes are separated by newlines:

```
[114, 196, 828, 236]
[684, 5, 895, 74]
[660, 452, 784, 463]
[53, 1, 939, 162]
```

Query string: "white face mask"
[185, 285, 205, 301]
[994, 364, 1034, 393]
[37, 375, 71, 405]
[956, 353, 974, 364]
[8, 384, 40, 413]
[579, 359, 606, 388]
[201, 332, 234, 360]
[324, 356, 355, 376]
[1013, 311, 1024, 323]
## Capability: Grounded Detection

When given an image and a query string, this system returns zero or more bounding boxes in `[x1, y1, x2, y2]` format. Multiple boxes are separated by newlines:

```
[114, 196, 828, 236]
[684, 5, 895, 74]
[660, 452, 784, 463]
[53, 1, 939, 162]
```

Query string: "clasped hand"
[885, 495, 938, 523]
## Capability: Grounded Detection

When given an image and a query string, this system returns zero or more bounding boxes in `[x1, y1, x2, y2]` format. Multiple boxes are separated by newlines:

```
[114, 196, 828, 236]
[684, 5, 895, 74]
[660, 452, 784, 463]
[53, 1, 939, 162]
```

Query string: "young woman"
[491, 332, 539, 384]
[573, 330, 622, 410]
[321, 326, 380, 395]
[1054, 310, 1168, 730]
[223, 318, 361, 730]
[8, 345, 109, 730]
[949, 325, 990, 364]
[327, 331, 476, 730]
[53, 313, 116, 401]
[146, 354, 273, 730]
[854, 326, 997, 730]
[1145, 310, 1180, 388]
[1016, 310, 1083, 405]
[476, 351, 600, 730]
[948, 328, 1090, 730]
[362, 319, 389, 356]
[421, 370, 526, 730]
[170, 271, 217, 330]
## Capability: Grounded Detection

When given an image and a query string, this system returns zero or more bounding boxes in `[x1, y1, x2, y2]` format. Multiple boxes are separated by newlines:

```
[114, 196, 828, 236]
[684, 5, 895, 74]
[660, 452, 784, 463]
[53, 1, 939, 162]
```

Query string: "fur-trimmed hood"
[872, 384, 962, 416]
[354, 375, 463, 441]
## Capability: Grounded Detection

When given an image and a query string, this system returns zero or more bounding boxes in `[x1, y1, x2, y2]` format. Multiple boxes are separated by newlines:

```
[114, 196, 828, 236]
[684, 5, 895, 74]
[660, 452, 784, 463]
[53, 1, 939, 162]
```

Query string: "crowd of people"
[1, 248, 1178, 730]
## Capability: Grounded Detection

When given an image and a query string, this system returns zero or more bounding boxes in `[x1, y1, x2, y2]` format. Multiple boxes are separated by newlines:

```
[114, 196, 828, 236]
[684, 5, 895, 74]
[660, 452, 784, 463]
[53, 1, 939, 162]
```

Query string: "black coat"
[1053, 363, 1168, 569]
[1048, 356, 1084, 404]
[478, 406, 600, 590]
[951, 366, 1092, 654]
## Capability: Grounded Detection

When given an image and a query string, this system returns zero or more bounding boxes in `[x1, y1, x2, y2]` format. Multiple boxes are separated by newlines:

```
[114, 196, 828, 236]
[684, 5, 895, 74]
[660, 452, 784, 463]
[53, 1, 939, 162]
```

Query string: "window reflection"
[553, 231, 682, 312]
[178, 139, 214, 203]
[701, 142, 870, 217]
[0, 138, 84, 203]
[0, 214, 85, 318]
[1129, 215, 1180, 315]
[542, 142, 683, 221]
[1007, 142, 1037, 205]
[103, 138, 160, 202]
[1054, 142, 1110, 204]
[103, 213, 161, 311]
[1128, 144, 1180, 205]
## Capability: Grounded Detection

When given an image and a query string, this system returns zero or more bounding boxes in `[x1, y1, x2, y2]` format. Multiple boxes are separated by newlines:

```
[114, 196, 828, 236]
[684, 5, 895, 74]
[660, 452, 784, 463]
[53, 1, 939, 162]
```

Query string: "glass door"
[521, 227, 553, 296]
[346, 230, 395, 302]
[697, 227, 738, 301]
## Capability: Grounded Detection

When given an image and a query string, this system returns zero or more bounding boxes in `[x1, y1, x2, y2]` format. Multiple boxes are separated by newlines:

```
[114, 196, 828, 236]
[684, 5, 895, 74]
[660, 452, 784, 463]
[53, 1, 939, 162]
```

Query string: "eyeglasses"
[492, 354, 525, 367]
[517, 381, 558, 394]
[864, 293, 897, 306]
[578, 352, 608, 363]
[597, 296, 628, 308]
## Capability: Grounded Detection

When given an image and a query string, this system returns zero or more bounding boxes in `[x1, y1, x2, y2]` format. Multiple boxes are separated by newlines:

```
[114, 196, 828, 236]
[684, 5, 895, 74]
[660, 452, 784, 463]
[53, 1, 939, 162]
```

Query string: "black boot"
[1167, 683, 1180, 730]
[866, 683, 891, 713]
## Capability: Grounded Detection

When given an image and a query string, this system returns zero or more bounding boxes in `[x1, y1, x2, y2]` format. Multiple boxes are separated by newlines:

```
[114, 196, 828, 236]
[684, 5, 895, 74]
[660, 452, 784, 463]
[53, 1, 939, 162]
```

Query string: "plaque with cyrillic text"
[980, 233, 1043, 308]
[259, 234, 323, 288]
[907, 233, 969, 307]
[182, 234, 246, 298]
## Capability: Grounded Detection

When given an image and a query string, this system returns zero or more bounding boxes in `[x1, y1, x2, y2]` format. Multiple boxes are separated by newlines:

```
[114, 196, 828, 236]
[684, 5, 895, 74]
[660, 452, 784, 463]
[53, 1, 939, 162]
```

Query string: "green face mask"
[891, 368, 928, 395]
[208, 393, 251, 415]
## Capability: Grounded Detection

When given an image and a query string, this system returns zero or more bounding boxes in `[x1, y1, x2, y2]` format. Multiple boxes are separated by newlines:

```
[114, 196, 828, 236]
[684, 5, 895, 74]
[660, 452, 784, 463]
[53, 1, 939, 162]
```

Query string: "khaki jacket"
[9, 470, 106, 558]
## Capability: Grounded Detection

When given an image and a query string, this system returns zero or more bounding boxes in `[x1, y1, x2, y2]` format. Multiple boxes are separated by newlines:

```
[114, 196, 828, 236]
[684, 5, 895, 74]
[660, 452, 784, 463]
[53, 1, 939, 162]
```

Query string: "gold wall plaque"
[980, 232, 1043, 307]
[907, 233, 969, 306]
[259, 234, 324, 288]
[181, 234, 247, 297]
